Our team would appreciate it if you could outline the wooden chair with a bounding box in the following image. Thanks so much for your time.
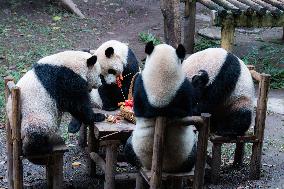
[208,66,271,184]
[4,76,68,189]
[135,113,211,189]
[182,0,284,53]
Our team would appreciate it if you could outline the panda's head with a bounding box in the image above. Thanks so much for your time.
[95,40,129,85]
[144,41,186,68]
[142,41,186,107]
[38,50,102,89]
[85,54,102,89]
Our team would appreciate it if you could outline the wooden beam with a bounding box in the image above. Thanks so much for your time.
[87,124,98,177]
[160,0,181,47]
[212,11,284,27]
[237,0,267,15]
[199,0,228,16]
[226,0,255,15]
[150,117,167,189]
[211,0,241,14]
[262,0,284,11]
[252,0,282,16]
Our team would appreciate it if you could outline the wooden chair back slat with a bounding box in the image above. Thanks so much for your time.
[254,74,270,140]
[4,76,14,189]
[148,114,210,189]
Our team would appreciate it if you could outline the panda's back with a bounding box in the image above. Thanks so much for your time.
[183,48,254,104]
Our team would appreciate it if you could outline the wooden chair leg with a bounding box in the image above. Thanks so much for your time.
[103,141,120,189]
[165,177,183,189]
[135,173,146,189]
[233,143,245,167]
[250,142,262,180]
[78,124,87,148]
[47,154,64,189]
[211,143,222,184]
[221,18,235,52]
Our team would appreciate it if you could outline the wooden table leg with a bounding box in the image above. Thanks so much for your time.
[47,154,64,189]
[88,124,98,177]
[211,143,222,184]
[101,140,120,189]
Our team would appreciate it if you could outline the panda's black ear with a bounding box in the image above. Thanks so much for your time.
[105,47,114,58]
[176,44,186,60]
[87,55,97,68]
[145,41,154,55]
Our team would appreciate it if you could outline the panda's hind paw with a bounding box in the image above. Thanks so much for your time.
[94,113,106,122]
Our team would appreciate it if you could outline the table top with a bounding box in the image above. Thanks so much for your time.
[93,108,135,135]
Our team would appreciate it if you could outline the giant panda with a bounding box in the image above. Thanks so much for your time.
[124,42,208,172]
[68,40,140,133]
[182,48,254,136]
[6,51,106,157]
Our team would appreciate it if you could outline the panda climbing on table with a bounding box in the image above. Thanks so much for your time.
[68,40,140,133]
[182,48,254,136]
[6,51,106,157]
[124,42,209,172]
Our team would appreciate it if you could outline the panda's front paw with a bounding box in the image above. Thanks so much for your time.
[94,113,106,122]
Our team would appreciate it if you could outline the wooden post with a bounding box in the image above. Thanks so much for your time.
[160,0,181,47]
[150,117,167,189]
[87,124,98,177]
[103,140,120,189]
[11,86,23,189]
[47,154,64,189]
[193,113,210,189]
[183,0,196,54]
[5,77,14,189]
[211,143,222,184]
[78,124,87,148]
[233,143,245,167]
[221,17,235,52]
[250,74,270,180]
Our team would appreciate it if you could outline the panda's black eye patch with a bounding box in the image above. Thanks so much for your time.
[108,69,116,75]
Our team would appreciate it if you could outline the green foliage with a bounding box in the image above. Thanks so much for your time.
[242,44,284,89]
[138,32,162,46]
[194,37,220,52]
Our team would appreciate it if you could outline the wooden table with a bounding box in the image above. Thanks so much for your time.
[79,109,135,189]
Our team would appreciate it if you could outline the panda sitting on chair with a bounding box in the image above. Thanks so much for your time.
[6,51,105,158]
[182,48,254,136]
[124,42,208,172]
[68,40,140,133]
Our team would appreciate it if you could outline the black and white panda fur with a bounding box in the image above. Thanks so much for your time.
[124,42,208,172]
[6,51,105,157]
[68,40,140,133]
[182,48,254,136]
